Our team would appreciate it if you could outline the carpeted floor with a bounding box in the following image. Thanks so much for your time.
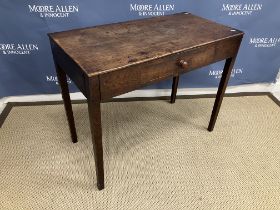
[0,95,280,209]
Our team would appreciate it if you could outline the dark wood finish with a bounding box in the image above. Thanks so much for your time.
[49,40,87,97]
[49,13,243,77]
[86,77,104,190]
[48,12,244,190]
[99,54,178,100]
[55,63,78,143]
[171,76,179,104]
[177,37,241,74]
[99,37,241,100]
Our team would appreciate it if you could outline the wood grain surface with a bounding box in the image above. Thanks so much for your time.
[49,12,243,77]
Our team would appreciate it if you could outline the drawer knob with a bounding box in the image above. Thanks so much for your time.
[179,59,188,69]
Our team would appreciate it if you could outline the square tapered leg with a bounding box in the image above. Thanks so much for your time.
[208,56,237,132]
[55,64,78,143]
[87,78,104,190]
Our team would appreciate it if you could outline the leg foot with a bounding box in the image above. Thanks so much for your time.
[88,100,104,190]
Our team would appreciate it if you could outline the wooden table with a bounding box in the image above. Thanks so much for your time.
[49,12,243,190]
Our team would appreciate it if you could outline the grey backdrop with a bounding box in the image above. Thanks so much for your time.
[0,0,279,98]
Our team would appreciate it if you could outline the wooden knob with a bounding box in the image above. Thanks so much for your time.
[179,59,188,69]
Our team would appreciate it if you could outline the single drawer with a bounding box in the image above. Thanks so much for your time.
[175,36,242,74]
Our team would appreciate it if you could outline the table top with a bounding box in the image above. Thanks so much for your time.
[49,12,243,77]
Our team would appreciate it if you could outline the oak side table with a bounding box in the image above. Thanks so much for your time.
[49,12,244,190]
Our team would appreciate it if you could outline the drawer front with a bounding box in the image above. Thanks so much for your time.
[100,56,179,100]
[176,36,242,73]
[100,36,242,101]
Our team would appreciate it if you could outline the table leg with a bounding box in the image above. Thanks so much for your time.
[87,79,104,190]
[208,56,237,132]
[55,64,78,143]
[171,76,179,104]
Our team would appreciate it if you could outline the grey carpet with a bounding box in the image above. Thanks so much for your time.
[0,95,280,209]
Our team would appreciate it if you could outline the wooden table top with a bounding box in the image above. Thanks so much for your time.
[49,12,243,77]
